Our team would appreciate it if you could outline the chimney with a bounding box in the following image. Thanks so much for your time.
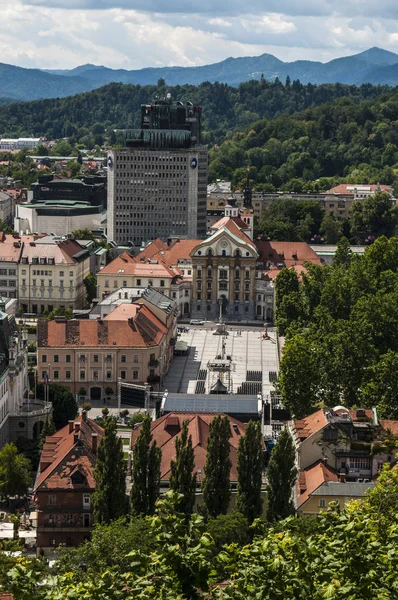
[340,472,346,483]
[68,420,74,434]
[82,410,87,422]
[74,422,80,433]
[73,432,79,444]
[91,433,98,454]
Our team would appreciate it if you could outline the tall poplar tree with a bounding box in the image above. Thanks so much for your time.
[237,420,264,523]
[93,418,127,524]
[169,419,196,517]
[130,416,161,516]
[266,428,297,522]
[202,415,231,517]
[39,415,56,450]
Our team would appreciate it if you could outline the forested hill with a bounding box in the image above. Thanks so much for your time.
[0,79,391,145]
[209,92,398,191]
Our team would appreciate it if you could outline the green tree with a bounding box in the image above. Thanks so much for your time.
[236,420,264,523]
[351,191,398,242]
[0,443,31,499]
[130,416,161,516]
[319,212,342,243]
[39,415,56,449]
[92,418,127,524]
[207,510,251,552]
[169,420,197,518]
[266,429,297,522]
[332,235,352,266]
[202,415,232,517]
[84,273,97,305]
[36,383,78,428]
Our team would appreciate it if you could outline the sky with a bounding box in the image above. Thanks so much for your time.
[3,1,398,70]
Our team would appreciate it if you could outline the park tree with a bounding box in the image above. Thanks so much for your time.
[169,420,197,517]
[266,428,297,521]
[93,418,127,524]
[236,420,264,523]
[333,235,352,266]
[36,383,78,429]
[0,443,31,499]
[130,416,161,516]
[84,273,97,305]
[275,268,299,308]
[351,191,398,242]
[202,415,232,517]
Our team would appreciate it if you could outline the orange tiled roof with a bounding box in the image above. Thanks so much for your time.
[21,238,86,264]
[379,420,398,435]
[136,238,169,260]
[131,413,246,481]
[296,459,339,509]
[256,241,321,269]
[38,308,166,348]
[210,216,257,250]
[328,184,392,195]
[98,252,180,278]
[291,409,328,445]
[35,415,104,491]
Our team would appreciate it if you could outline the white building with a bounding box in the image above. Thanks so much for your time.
[0,138,42,151]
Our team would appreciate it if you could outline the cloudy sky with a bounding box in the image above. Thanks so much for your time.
[3,0,398,70]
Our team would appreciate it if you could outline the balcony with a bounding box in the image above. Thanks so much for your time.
[148,359,159,367]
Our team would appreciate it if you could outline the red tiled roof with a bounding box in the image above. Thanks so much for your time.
[0,241,22,262]
[98,251,180,278]
[131,413,246,481]
[210,216,257,250]
[256,241,321,269]
[21,238,85,264]
[379,420,398,435]
[327,184,392,195]
[296,459,339,509]
[35,415,104,491]
[291,409,328,445]
[38,308,166,348]
[136,238,169,260]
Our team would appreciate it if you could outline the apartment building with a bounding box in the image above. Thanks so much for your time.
[18,237,91,314]
[37,300,172,402]
[35,412,104,553]
[0,235,22,300]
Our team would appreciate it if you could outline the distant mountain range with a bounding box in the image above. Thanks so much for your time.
[2,47,398,102]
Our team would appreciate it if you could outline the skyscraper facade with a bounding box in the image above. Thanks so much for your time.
[107,99,208,246]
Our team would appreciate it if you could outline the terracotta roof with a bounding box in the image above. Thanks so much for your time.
[161,239,199,264]
[21,239,86,264]
[349,409,375,423]
[379,420,398,435]
[38,308,166,348]
[327,184,392,195]
[210,216,257,250]
[291,409,328,445]
[104,304,167,336]
[296,459,339,509]
[265,264,310,281]
[256,241,321,270]
[131,413,246,481]
[98,252,179,278]
[35,415,104,491]
[0,241,22,262]
[136,238,169,260]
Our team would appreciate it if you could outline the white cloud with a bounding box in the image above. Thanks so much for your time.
[0,1,398,72]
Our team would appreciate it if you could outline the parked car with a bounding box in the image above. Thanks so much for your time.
[190,319,205,325]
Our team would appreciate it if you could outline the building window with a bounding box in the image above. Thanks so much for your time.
[136,279,141,286]
[106,370,111,380]
[66,370,71,379]
[42,354,47,363]
[184,290,189,297]
[49,537,56,547]
[80,370,85,380]
[105,280,109,288]
[148,280,153,287]
[93,371,99,381]
[49,494,56,505]
[160,280,165,287]
[54,370,59,380]
[121,371,126,379]
[93,355,99,363]
[219,269,228,279]
[79,355,86,362]
[319,498,326,508]
[83,494,91,508]
[42,371,47,380]
[133,370,138,380]
[244,294,250,302]
[197,269,202,279]
[133,355,138,363]
[54,354,59,363]
[349,458,371,470]
[197,293,201,300]
[122,280,127,288]
[121,355,126,363]
[83,513,91,527]
[66,355,71,363]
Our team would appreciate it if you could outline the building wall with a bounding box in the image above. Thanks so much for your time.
[299,493,363,515]
[36,489,94,552]
[0,370,9,448]
[37,346,164,400]
[0,262,18,300]
[108,147,207,246]
[14,204,104,237]
[18,254,90,314]
[97,272,172,300]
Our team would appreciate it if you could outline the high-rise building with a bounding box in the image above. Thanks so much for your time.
[107,98,208,246]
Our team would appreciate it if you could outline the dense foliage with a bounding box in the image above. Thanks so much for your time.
[266,429,297,521]
[36,383,78,429]
[0,443,31,499]
[0,80,390,147]
[209,91,398,192]
[277,235,398,418]
[236,420,264,523]
[3,468,398,598]
[130,416,161,516]
[202,415,232,517]
[93,418,127,524]
[169,419,197,517]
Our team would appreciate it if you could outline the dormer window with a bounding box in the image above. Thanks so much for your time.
[71,470,86,485]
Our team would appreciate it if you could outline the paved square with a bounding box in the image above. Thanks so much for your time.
[164,326,279,399]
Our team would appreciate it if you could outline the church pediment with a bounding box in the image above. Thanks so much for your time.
[190,227,258,259]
